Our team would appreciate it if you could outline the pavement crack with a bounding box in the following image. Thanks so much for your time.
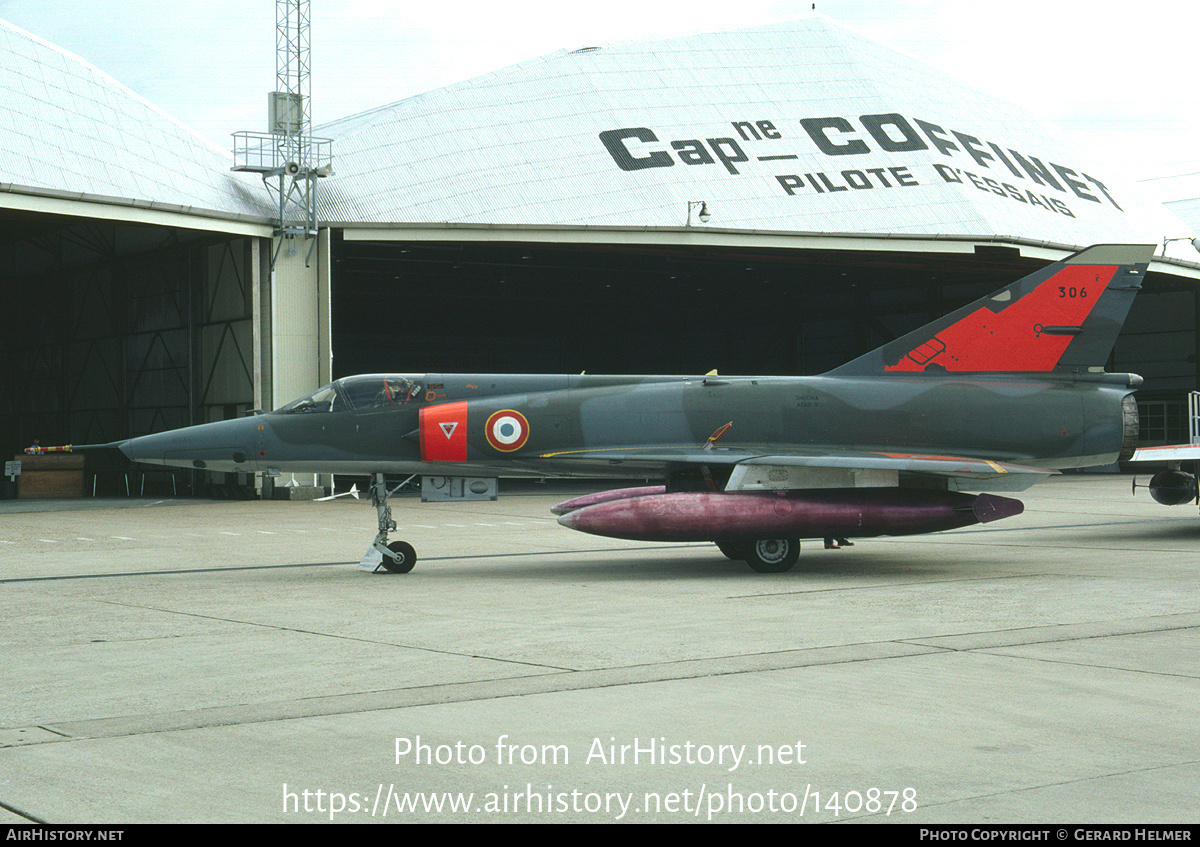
[93,599,577,671]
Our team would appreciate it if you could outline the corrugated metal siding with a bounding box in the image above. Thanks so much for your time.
[0,18,268,221]
[315,16,1190,247]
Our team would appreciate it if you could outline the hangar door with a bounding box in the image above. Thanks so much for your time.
[1,214,261,487]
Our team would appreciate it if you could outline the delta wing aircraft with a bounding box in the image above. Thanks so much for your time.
[102,243,1154,573]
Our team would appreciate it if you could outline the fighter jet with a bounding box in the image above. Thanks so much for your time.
[112,243,1154,573]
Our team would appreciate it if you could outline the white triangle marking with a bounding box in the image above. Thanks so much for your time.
[440,421,458,439]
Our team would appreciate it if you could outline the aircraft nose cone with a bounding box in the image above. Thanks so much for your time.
[119,417,262,473]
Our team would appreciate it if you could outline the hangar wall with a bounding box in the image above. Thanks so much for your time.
[270,230,332,416]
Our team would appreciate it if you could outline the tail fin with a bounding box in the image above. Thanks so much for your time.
[829,244,1156,377]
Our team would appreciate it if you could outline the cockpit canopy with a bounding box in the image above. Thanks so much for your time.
[275,374,426,414]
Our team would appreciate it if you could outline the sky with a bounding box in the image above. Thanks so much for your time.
[1,0,1198,200]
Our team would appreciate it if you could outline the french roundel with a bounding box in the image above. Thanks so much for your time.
[485,410,530,452]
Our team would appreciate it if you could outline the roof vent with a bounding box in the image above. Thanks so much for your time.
[571,46,602,54]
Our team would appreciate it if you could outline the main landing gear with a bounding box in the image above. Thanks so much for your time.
[716,538,801,573]
[360,473,418,574]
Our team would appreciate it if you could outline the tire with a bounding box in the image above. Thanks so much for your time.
[745,538,799,573]
[382,540,417,574]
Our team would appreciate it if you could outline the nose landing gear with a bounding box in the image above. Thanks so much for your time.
[358,473,418,573]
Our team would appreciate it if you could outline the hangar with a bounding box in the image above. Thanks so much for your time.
[2,14,1199,495]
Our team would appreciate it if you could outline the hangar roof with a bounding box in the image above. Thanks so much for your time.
[317,15,1191,253]
[0,13,1194,257]
[0,18,269,230]
[1167,198,1200,234]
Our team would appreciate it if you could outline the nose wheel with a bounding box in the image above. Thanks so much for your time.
[382,540,417,574]
[360,473,419,573]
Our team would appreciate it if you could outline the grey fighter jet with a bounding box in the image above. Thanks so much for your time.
[111,244,1154,573]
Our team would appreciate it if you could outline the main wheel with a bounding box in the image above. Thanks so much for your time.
[382,540,417,574]
[745,538,799,573]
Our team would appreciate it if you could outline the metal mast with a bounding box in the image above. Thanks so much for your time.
[232,0,333,266]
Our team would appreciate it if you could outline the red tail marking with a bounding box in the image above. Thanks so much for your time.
[886,264,1119,372]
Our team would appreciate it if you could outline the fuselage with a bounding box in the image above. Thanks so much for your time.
[118,371,1141,481]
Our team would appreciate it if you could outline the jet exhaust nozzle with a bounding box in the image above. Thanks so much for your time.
[556,488,1024,542]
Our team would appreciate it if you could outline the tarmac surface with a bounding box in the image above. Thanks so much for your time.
[1,474,1198,824]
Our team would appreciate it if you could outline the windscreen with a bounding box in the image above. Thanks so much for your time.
[275,375,427,414]
[274,382,344,414]
[338,375,424,409]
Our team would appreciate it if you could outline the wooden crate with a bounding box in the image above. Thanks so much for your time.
[15,453,86,498]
